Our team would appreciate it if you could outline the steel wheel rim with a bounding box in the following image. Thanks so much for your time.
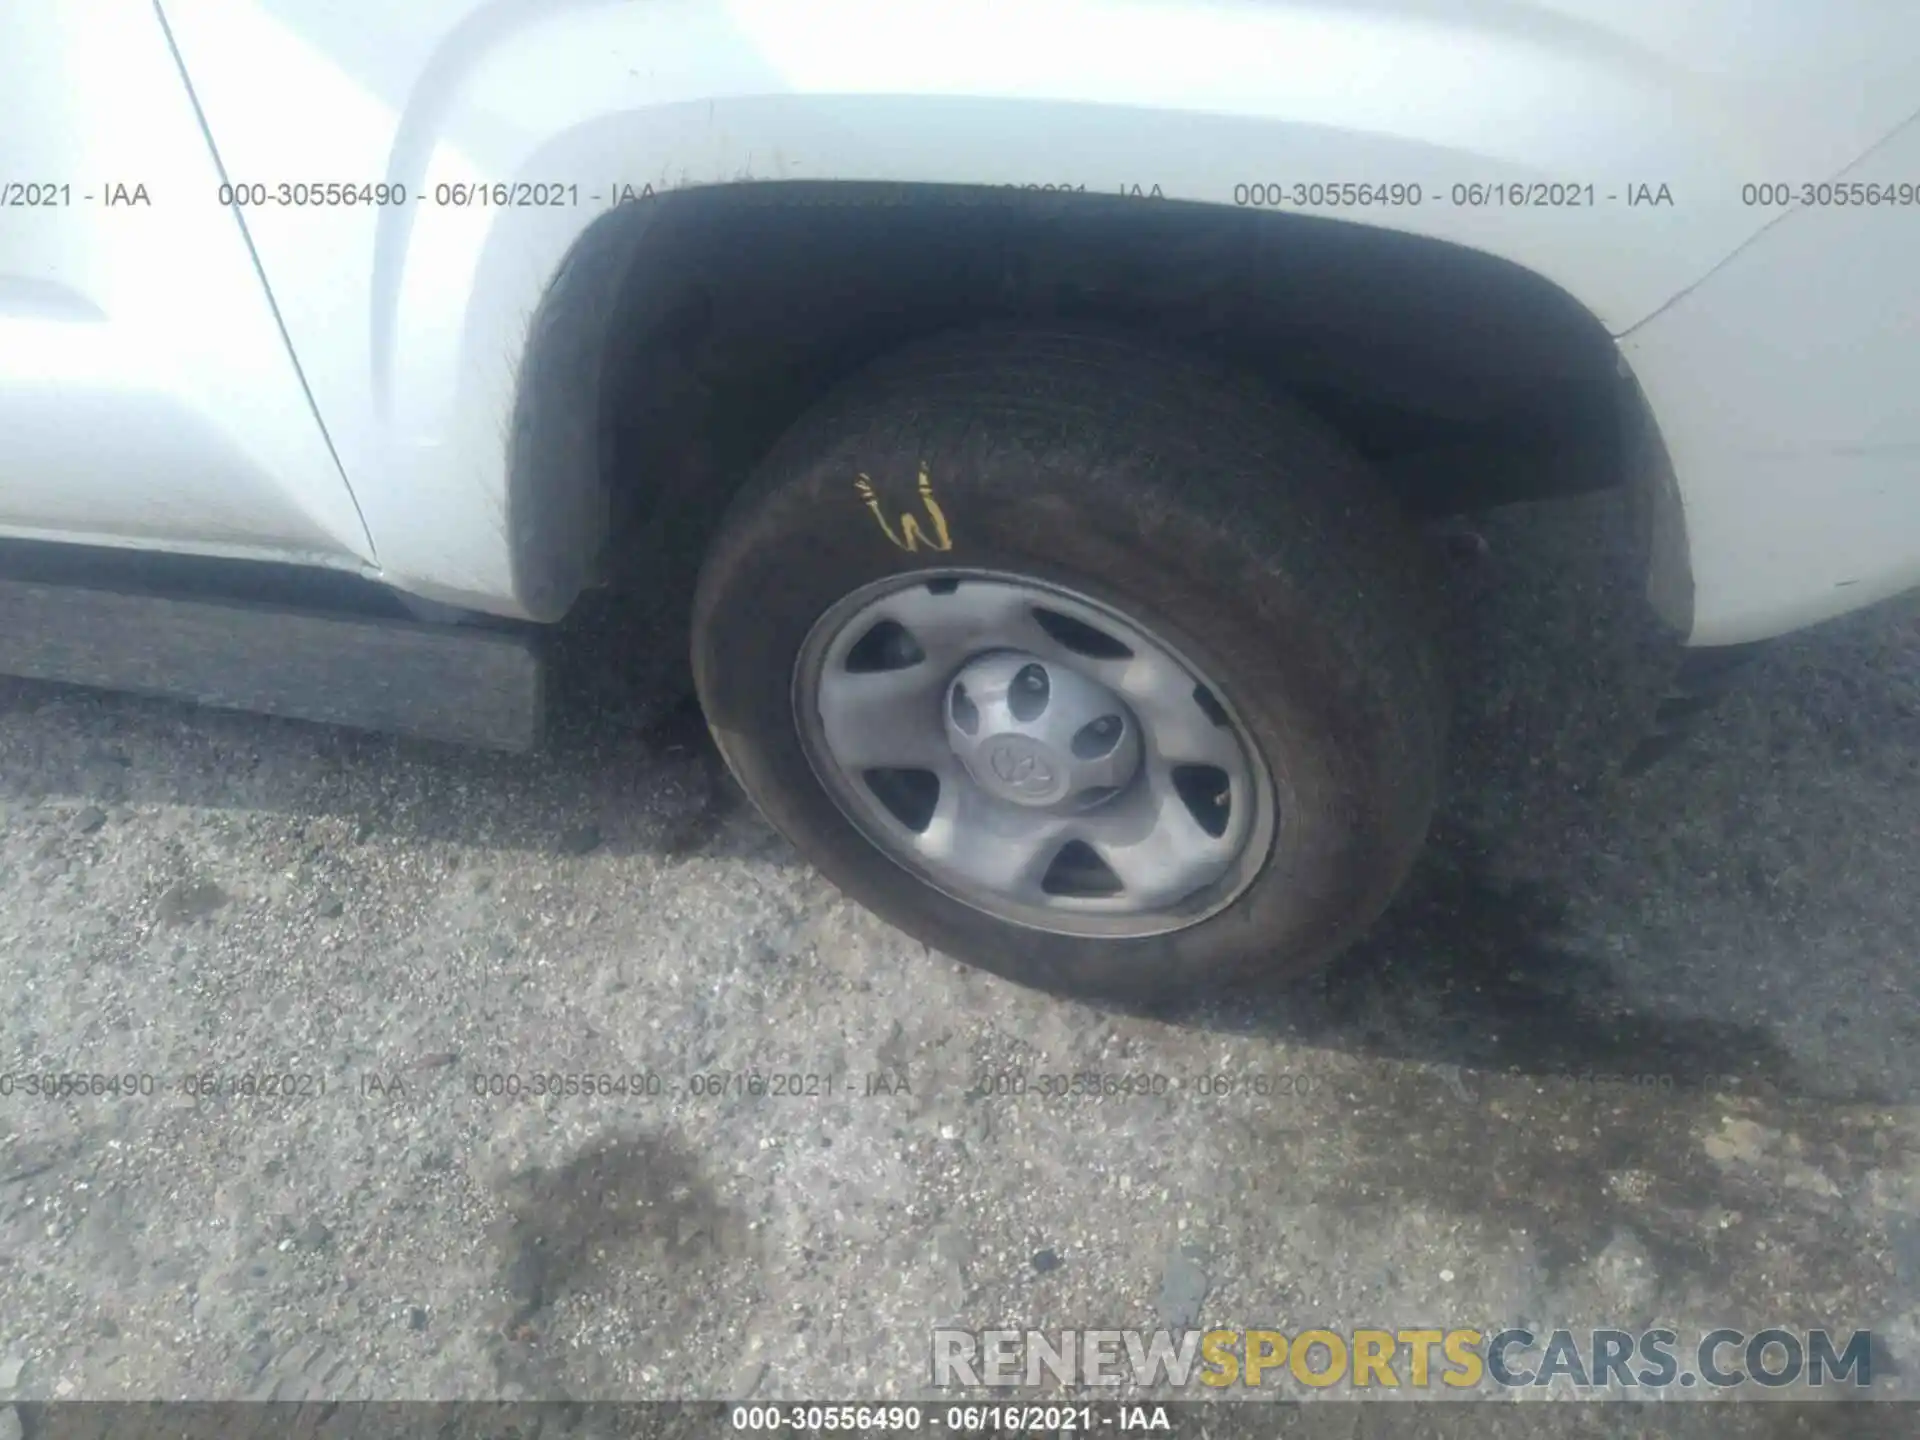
[793,569,1277,939]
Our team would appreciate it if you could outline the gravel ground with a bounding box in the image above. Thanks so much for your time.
[0,490,1916,1417]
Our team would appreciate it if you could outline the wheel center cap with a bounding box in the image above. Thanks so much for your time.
[980,734,1066,803]
[943,650,1142,811]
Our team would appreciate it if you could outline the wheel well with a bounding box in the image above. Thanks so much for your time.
[514,182,1640,612]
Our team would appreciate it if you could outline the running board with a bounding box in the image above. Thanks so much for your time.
[0,578,544,751]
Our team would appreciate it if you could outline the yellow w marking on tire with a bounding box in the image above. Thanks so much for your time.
[854,463,953,552]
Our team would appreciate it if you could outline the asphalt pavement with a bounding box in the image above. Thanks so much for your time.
[0,490,1916,1421]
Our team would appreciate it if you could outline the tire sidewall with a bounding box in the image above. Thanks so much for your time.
[695,406,1429,1001]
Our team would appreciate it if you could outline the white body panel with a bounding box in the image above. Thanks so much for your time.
[17,1,1920,643]
[0,1,372,567]
[1619,111,1920,645]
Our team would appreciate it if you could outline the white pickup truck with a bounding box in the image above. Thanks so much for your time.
[4,2,1917,1002]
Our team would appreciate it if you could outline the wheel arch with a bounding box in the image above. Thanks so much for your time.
[510,183,1693,631]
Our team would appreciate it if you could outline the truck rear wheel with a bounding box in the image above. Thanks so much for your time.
[691,324,1444,1003]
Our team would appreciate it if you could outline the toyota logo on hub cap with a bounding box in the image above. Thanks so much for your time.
[984,736,1057,796]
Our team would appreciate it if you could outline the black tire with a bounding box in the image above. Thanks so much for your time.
[692,324,1444,1004]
